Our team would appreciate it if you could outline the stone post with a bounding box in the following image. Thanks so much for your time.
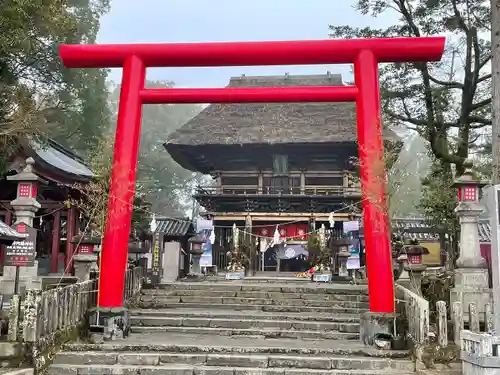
[404,264,427,295]
[486,184,500,334]
[450,167,492,322]
[397,254,410,280]
[2,158,46,294]
[73,256,95,281]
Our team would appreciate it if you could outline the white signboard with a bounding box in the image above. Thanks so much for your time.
[226,272,244,280]
[313,273,330,282]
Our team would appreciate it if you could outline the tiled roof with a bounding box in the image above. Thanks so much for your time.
[0,220,25,241]
[156,218,195,237]
[30,139,93,179]
[392,217,492,243]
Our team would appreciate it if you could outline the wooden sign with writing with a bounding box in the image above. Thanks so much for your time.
[4,222,36,267]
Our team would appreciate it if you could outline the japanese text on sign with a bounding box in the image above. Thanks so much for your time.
[4,223,36,267]
[150,232,161,284]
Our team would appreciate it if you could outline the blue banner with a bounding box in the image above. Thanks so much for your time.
[196,219,213,267]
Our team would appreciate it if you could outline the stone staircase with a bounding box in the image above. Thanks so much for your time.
[49,281,416,375]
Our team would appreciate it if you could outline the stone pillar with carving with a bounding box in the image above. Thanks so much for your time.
[449,167,492,320]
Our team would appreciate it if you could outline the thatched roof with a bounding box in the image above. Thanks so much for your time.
[166,73,398,147]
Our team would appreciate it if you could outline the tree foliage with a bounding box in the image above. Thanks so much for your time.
[109,80,204,216]
[330,0,491,174]
[0,0,111,165]
[419,157,458,232]
[389,135,431,216]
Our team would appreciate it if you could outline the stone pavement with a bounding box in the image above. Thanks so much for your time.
[49,280,416,375]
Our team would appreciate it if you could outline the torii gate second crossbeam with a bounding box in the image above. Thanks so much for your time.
[59,37,445,315]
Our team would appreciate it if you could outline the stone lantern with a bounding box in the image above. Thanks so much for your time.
[2,158,47,293]
[337,238,354,278]
[7,158,46,227]
[401,241,429,294]
[71,235,100,281]
[187,234,205,281]
[452,168,488,269]
[450,166,492,319]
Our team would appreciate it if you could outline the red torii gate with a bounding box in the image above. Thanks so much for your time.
[59,37,445,314]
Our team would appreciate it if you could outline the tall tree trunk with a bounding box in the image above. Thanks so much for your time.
[492,0,500,183]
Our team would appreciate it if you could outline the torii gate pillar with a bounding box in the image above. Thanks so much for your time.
[59,37,445,316]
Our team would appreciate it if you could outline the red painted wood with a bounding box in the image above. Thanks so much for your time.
[140,86,358,104]
[60,37,445,68]
[51,210,61,274]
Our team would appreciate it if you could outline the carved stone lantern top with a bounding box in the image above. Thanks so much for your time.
[8,158,39,181]
[452,167,488,204]
[7,158,47,224]
[401,244,430,256]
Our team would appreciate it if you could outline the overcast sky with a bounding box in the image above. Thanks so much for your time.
[97,0,398,88]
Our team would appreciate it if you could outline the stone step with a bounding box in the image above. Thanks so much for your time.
[52,351,414,372]
[139,295,369,309]
[136,301,366,314]
[0,369,34,375]
[142,289,370,302]
[131,308,361,323]
[49,364,414,375]
[130,326,360,340]
[216,275,357,284]
[154,283,368,295]
[62,332,409,358]
[131,316,360,332]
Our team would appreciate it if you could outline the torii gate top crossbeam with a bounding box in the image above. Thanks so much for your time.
[59,37,445,68]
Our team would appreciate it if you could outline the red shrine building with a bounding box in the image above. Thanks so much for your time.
[165,73,400,272]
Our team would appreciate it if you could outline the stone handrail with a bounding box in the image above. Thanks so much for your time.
[8,266,144,343]
[461,330,500,373]
[451,301,494,345]
[395,284,430,346]
[461,330,500,357]
[5,267,144,372]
